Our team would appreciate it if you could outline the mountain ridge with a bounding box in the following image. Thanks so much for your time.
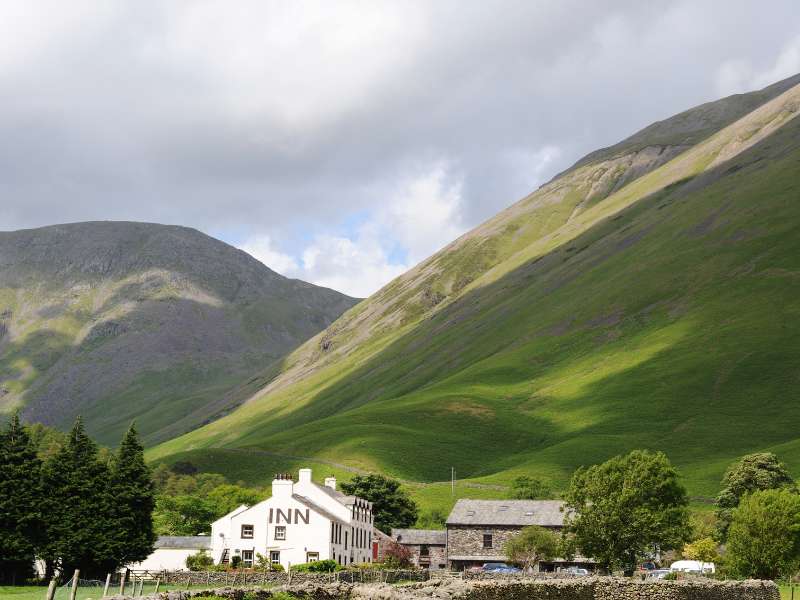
[0,220,358,444]
[149,74,800,505]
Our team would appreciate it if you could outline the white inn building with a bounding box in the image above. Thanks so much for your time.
[210,469,374,570]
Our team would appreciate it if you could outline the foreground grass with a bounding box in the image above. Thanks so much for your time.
[0,583,220,600]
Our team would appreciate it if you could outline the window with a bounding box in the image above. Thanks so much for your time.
[483,534,493,549]
[242,550,253,567]
[241,524,254,539]
[274,526,286,541]
[420,544,430,557]
[270,551,280,565]
[344,531,348,550]
[306,552,319,563]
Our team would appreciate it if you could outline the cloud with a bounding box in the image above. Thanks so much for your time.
[239,163,468,296]
[715,35,800,97]
[0,0,798,296]
[239,235,298,276]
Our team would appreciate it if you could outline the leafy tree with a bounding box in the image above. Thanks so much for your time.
[726,489,800,580]
[0,413,43,583]
[153,494,217,535]
[509,476,553,500]
[503,525,559,571]
[40,417,114,578]
[206,484,262,516]
[682,537,719,573]
[340,474,418,533]
[715,453,794,540]
[416,508,447,529]
[564,450,690,574]
[108,424,156,567]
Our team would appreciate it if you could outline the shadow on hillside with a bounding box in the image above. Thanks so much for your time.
[226,115,800,484]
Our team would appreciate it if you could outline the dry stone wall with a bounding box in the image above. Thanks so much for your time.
[106,576,779,600]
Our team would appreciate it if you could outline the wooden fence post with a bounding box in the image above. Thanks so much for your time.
[68,569,80,600]
[45,577,58,600]
[102,573,111,597]
[119,569,127,595]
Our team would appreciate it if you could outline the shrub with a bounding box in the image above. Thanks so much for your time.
[186,549,214,571]
[291,559,340,572]
[230,555,242,569]
[383,541,413,568]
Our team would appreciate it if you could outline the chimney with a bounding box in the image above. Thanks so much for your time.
[271,472,294,498]
[324,476,337,491]
[298,468,312,483]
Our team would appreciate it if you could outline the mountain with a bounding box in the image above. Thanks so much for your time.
[0,221,358,445]
[152,74,800,501]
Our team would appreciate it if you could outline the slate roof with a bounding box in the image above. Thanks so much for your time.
[392,529,447,545]
[292,494,348,524]
[154,536,211,550]
[445,499,566,527]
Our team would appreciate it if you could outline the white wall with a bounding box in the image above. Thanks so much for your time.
[130,548,199,572]
[212,494,334,569]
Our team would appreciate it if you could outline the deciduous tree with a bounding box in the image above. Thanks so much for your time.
[726,488,800,580]
[503,525,558,571]
[564,450,690,574]
[340,474,418,533]
[715,453,794,540]
[681,537,719,573]
[153,494,217,536]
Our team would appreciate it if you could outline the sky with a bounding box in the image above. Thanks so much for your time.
[1,1,799,297]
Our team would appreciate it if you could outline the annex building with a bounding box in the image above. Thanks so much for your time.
[445,499,594,571]
[210,469,375,570]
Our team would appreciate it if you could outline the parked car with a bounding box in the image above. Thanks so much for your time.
[482,562,521,573]
[646,569,671,580]
[565,567,590,576]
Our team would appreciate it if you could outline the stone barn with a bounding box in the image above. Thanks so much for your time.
[445,499,594,572]
[391,529,447,570]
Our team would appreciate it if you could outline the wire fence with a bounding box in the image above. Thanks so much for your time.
[47,574,205,600]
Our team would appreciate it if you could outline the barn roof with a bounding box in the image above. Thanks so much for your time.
[446,499,566,527]
[392,529,447,545]
[154,536,212,549]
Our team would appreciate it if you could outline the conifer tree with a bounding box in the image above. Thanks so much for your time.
[40,417,114,579]
[0,413,43,584]
[108,424,156,566]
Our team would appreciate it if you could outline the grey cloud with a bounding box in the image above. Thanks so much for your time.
[0,0,798,250]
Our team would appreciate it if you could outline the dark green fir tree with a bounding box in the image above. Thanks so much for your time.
[40,417,114,579]
[108,424,156,566]
[0,413,43,584]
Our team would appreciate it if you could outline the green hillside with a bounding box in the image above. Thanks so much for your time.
[151,76,800,504]
[0,222,357,445]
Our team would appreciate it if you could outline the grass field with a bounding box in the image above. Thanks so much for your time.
[0,583,220,600]
[149,83,800,506]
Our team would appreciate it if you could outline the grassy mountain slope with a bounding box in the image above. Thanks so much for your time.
[152,77,800,502]
[0,222,357,445]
